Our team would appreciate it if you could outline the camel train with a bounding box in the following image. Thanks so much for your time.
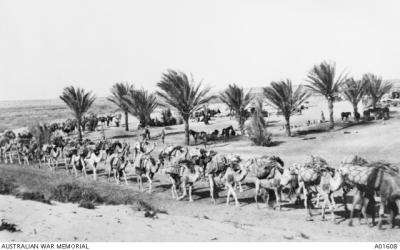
[1,127,400,230]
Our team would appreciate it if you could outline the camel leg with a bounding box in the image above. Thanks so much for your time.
[274,187,282,210]
[349,190,362,226]
[321,193,329,221]
[122,170,128,185]
[145,173,152,193]
[255,179,260,208]
[169,176,176,199]
[81,159,87,177]
[392,200,400,228]
[108,164,112,182]
[188,185,193,202]
[238,181,244,193]
[342,189,349,218]
[303,186,313,221]
[360,196,370,226]
[330,192,337,223]
[208,175,216,205]
[177,181,187,201]
[226,183,239,207]
[265,190,270,208]
[114,169,119,184]
[377,196,385,229]
[92,164,97,181]
[226,184,231,205]
[72,162,78,177]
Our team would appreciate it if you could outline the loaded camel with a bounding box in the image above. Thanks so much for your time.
[248,156,285,209]
[280,156,343,222]
[337,155,400,228]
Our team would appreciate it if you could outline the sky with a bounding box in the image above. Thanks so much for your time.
[0,0,399,100]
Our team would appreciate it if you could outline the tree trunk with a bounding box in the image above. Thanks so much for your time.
[184,119,190,145]
[285,116,291,137]
[328,99,334,129]
[124,111,129,131]
[239,118,244,135]
[77,118,83,143]
[353,103,359,122]
[372,98,377,109]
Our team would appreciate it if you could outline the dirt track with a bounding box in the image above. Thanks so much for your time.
[1,188,398,242]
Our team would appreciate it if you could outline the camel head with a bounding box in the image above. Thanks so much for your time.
[331,169,344,189]
[241,158,257,172]
[280,164,299,187]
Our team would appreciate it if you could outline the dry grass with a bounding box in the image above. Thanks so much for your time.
[0,164,158,209]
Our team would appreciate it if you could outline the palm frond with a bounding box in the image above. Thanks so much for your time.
[263,79,310,119]
[305,61,347,100]
[156,69,214,120]
[363,73,393,105]
[107,82,134,112]
[59,86,96,120]
[122,88,158,125]
[341,78,366,106]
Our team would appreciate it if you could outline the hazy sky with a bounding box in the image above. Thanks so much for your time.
[1,0,399,100]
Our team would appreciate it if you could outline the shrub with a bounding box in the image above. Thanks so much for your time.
[84,113,99,132]
[16,191,51,204]
[0,177,17,195]
[50,182,103,203]
[246,99,272,146]
[28,123,51,147]
[79,201,96,209]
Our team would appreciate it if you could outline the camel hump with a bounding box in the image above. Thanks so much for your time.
[368,161,399,174]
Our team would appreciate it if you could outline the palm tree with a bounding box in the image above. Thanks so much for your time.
[362,73,393,109]
[264,79,310,136]
[157,70,214,145]
[341,78,366,121]
[60,86,96,142]
[306,61,347,129]
[219,84,253,134]
[107,83,134,131]
[122,88,158,127]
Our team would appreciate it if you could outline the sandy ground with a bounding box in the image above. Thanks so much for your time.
[1,98,400,241]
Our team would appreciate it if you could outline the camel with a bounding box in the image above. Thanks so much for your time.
[205,153,242,204]
[374,168,400,229]
[129,151,159,192]
[205,154,229,204]
[315,170,344,222]
[67,146,89,177]
[254,163,284,210]
[336,155,383,226]
[108,153,128,184]
[162,147,193,198]
[338,156,400,228]
[280,156,340,221]
[176,163,204,202]
[107,142,130,184]
[43,144,64,171]
[133,140,156,155]
[85,148,108,180]
[157,145,185,168]
[221,160,250,206]
[246,155,285,209]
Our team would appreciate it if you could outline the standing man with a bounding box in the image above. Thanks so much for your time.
[320,111,325,123]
